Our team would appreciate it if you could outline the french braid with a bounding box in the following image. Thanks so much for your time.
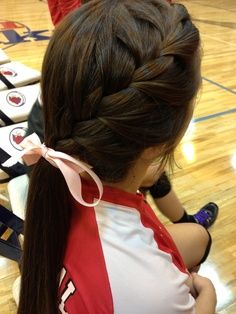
[42,0,201,182]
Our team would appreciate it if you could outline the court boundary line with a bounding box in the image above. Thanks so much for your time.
[193,107,236,123]
[202,77,236,95]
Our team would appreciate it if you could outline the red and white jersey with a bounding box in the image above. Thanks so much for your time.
[59,180,195,314]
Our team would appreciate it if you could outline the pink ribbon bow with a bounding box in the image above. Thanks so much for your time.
[2,133,103,207]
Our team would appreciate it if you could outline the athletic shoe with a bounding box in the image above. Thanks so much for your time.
[193,202,219,229]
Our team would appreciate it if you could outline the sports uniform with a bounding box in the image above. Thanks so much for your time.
[59,180,195,314]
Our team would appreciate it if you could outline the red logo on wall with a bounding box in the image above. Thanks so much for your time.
[9,127,27,150]
[0,66,17,77]
[6,91,26,107]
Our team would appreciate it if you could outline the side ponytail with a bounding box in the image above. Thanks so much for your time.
[18,159,71,314]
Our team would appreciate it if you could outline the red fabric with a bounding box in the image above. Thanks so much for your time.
[138,200,187,274]
[58,181,188,313]
[59,195,113,314]
[48,0,172,26]
[47,0,82,25]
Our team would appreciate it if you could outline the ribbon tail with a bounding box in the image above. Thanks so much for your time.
[46,150,103,205]
[54,158,103,207]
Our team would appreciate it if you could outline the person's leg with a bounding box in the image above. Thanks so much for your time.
[149,172,218,229]
[166,223,211,270]
[152,188,185,222]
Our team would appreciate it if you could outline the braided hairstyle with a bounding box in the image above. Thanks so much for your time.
[18,1,201,313]
[43,0,201,181]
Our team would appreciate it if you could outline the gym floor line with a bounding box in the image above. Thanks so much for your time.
[193,107,236,123]
[203,77,236,95]
[192,76,236,123]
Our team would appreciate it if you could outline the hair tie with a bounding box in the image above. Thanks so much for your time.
[2,133,103,207]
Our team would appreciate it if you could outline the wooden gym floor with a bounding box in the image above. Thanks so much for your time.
[0,0,236,313]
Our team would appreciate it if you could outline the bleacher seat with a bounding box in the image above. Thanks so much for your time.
[0,49,10,65]
[0,122,28,182]
[0,61,40,91]
[0,84,40,126]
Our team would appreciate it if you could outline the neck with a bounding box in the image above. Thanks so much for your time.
[103,159,151,194]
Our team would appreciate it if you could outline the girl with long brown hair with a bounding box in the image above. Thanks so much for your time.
[10,0,217,312]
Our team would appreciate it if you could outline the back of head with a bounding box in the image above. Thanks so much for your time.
[18,1,201,313]
[42,0,201,181]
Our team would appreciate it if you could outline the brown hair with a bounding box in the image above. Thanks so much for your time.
[18,1,201,313]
